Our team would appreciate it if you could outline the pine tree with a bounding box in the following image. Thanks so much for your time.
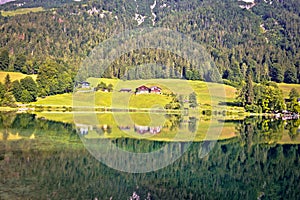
[4,74,11,92]
[284,67,297,83]
[289,88,299,100]
[0,49,9,71]
[244,69,254,105]
[0,82,5,99]
[1,92,16,107]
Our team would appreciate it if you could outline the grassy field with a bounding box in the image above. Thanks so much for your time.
[32,93,73,106]
[278,83,300,98]
[0,71,37,83]
[34,78,238,109]
[0,7,44,17]
[33,90,173,108]
[88,78,236,103]
[32,78,300,110]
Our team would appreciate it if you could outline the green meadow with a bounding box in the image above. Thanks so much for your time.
[33,78,238,109]
[278,83,300,98]
[0,7,44,17]
[0,71,37,83]
[28,77,300,112]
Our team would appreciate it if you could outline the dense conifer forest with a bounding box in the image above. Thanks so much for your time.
[0,0,299,81]
[0,0,299,108]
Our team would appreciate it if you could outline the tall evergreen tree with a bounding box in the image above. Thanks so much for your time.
[1,92,16,107]
[4,74,11,92]
[289,88,299,100]
[0,49,9,71]
[270,63,284,83]
[0,82,5,99]
[14,53,26,72]
[245,69,254,105]
[284,67,297,83]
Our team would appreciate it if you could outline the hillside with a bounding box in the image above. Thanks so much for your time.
[0,0,299,85]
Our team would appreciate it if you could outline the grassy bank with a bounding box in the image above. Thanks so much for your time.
[0,107,18,111]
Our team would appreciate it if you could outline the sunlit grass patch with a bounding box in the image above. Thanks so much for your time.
[0,71,37,83]
[0,7,44,17]
[33,78,238,111]
[32,93,73,106]
[277,83,300,98]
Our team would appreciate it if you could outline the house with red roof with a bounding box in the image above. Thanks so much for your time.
[150,86,162,94]
[135,85,150,94]
[135,85,162,94]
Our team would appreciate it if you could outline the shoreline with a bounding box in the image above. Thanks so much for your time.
[2,105,297,119]
[0,104,248,115]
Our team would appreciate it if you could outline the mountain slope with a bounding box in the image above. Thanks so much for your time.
[0,0,299,84]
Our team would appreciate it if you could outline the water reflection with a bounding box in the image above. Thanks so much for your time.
[1,111,300,144]
[0,112,300,198]
[74,114,204,138]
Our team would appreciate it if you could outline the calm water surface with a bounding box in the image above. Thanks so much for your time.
[0,112,300,199]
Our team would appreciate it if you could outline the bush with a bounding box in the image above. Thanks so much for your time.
[245,104,259,113]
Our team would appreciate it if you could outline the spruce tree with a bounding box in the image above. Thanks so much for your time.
[0,49,9,70]
[4,74,11,92]
[245,69,254,105]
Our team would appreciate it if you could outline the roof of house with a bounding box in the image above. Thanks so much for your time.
[81,81,90,85]
[151,88,161,92]
[150,86,161,90]
[137,85,149,90]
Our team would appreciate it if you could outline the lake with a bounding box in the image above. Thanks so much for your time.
[0,111,300,199]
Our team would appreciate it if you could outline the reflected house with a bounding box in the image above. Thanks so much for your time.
[101,124,112,134]
[134,124,162,134]
[150,86,162,94]
[102,124,108,131]
[118,125,131,131]
[149,126,162,134]
[135,85,150,94]
[134,124,149,134]
[76,123,93,135]
[76,124,112,135]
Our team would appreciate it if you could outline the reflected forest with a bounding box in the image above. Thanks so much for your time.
[0,112,300,199]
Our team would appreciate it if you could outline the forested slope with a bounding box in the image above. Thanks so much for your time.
[0,0,299,84]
